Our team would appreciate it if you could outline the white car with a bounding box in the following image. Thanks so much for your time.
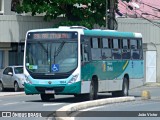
[0,66,26,92]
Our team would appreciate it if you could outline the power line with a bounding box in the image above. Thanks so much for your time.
[119,1,160,28]
[139,1,160,12]
[141,13,160,19]
[119,0,160,19]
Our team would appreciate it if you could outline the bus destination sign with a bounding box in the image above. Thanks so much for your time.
[28,32,78,39]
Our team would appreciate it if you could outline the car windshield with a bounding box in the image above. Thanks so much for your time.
[25,40,78,74]
[14,67,23,74]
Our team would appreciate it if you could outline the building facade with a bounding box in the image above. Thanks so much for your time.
[0,0,63,69]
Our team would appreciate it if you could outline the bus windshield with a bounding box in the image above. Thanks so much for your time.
[25,40,78,74]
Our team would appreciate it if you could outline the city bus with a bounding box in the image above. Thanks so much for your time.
[23,26,144,101]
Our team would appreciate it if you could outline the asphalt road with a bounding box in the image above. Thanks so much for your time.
[0,92,76,120]
[0,90,112,120]
[1,84,160,120]
[74,85,160,120]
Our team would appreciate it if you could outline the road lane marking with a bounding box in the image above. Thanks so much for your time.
[3,102,19,106]
[80,106,104,111]
[43,103,64,106]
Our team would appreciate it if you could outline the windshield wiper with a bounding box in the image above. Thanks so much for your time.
[38,42,48,53]
[53,41,65,63]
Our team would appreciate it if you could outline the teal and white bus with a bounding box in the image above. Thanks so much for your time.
[24,26,144,101]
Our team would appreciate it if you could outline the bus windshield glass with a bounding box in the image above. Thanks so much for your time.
[25,32,78,74]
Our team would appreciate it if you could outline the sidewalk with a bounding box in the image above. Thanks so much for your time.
[144,82,160,87]
[0,91,25,97]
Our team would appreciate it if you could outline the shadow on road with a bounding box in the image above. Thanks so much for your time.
[24,92,142,103]
[1,88,24,92]
[24,94,113,103]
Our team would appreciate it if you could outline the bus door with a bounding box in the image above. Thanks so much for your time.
[80,41,91,94]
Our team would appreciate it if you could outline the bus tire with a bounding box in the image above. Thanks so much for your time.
[40,94,55,101]
[86,80,98,100]
[112,77,129,97]
[122,77,129,96]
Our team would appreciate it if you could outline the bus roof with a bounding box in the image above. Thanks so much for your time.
[83,29,142,38]
[27,26,86,34]
[27,26,142,39]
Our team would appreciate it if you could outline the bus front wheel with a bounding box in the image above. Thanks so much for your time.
[40,94,55,101]
[87,80,98,100]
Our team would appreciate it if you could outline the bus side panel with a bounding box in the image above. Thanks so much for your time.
[128,60,144,89]
[81,60,129,93]
[119,60,144,89]
[80,60,144,93]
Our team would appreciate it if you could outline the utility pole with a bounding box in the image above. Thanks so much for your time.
[106,0,108,29]
[109,0,115,30]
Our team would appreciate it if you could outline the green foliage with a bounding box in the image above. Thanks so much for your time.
[16,0,119,29]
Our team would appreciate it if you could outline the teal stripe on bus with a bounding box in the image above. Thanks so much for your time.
[83,30,136,38]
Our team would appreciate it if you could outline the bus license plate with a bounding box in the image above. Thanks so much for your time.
[45,90,55,94]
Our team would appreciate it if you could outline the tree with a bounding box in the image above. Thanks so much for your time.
[16,0,130,29]
[17,0,107,29]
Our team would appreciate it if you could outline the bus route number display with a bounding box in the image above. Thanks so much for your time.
[28,32,77,39]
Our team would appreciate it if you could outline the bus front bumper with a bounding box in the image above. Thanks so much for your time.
[24,82,81,95]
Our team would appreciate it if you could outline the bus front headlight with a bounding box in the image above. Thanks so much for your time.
[24,75,32,84]
[68,74,79,84]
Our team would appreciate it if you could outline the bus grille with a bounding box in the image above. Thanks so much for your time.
[35,86,65,93]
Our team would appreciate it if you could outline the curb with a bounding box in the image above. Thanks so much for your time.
[144,83,160,87]
[55,96,135,120]
[0,92,25,97]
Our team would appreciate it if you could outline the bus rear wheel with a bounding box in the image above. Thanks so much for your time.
[122,77,129,96]
[112,77,129,97]
[40,94,55,101]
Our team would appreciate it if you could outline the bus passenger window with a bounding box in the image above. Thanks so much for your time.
[101,38,112,59]
[130,40,137,49]
[122,39,130,59]
[131,39,140,59]
[139,40,143,59]
[91,38,101,60]
[91,38,101,48]
[112,39,121,59]
[102,38,109,48]
[138,40,142,49]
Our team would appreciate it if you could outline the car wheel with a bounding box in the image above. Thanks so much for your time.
[14,82,20,92]
[0,82,4,92]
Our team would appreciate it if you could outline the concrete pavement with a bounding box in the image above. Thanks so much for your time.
[55,83,160,120]
[0,91,24,97]
[55,96,135,120]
